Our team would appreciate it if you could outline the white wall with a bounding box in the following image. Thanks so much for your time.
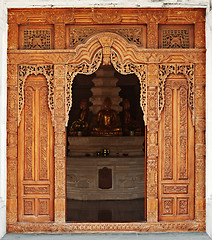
[0,0,7,239]
[206,8,212,239]
[0,0,212,238]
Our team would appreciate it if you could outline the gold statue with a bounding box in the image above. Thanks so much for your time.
[79,99,88,121]
[122,99,131,125]
[92,97,121,136]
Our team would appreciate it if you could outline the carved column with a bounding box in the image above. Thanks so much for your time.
[7,64,18,223]
[8,24,18,50]
[194,63,206,222]
[55,24,66,49]
[146,80,159,223]
[54,65,66,222]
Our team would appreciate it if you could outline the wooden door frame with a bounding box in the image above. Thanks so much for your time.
[7,8,206,233]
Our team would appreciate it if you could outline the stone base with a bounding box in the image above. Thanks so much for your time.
[67,136,145,201]
[67,156,145,200]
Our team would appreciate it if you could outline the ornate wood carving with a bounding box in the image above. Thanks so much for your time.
[65,49,102,125]
[6,221,205,233]
[67,26,146,48]
[111,49,147,124]
[158,74,195,221]
[158,64,194,124]
[159,25,194,49]
[164,87,173,180]
[7,7,205,233]
[18,75,54,222]
[163,185,188,194]
[18,64,54,126]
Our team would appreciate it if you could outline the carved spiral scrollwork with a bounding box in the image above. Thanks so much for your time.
[111,49,147,125]
[65,49,103,126]
[18,64,54,126]
[158,64,194,125]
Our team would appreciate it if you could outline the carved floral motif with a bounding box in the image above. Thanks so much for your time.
[164,87,173,180]
[158,64,194,125]
[179,87,188,179]
[65,49,102,126]
[111,49,147,124]
[68,27,145,48]
[18,65,54,126]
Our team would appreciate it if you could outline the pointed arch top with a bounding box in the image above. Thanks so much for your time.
[158,64,195,125]
[65,32,147,126]
[18,64,54,126]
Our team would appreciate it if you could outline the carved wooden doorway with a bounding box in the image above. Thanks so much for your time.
[7,8,206,233]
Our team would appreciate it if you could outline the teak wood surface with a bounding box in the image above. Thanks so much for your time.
[7,8,206,233]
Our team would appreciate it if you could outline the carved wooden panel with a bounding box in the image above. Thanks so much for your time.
[159,25,194,49]
[66,25,146,48]
[18,74,54,222]
[19,25,54,50]
[7,8,206,233]
[158,74,194,221]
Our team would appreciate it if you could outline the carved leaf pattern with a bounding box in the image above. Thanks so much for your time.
[179,87,188,179]
[111,49,147,125]
[18,65,54,126]
[40,87,48,180]
[24,88,33,180]
[68,27,144,48]
[164,87,173,180]
[158,64,194,125]
[65,49,103,125]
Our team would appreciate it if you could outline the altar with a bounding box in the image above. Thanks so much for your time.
[67,136,145,200]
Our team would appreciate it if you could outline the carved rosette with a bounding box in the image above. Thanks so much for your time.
[18,65,54,126]
[158,64,195,125]
[65,49,103,125]
[111,49,147,125]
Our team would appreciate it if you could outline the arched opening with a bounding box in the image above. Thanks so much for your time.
[66,64,146,222]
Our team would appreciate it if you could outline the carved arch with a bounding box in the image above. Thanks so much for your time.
[18,64,54,126]
[158,64,195,125]
[65,32,147,126]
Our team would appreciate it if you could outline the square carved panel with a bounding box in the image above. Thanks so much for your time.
[159,25,194,49]
[161,198,174,216]
[19,25,54,50]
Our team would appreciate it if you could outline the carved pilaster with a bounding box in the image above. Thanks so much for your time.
[146,87,159,222]
[54,158,66,222]
[194,84,205,222]
[147,64,158,87]
[7,86,18,225]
